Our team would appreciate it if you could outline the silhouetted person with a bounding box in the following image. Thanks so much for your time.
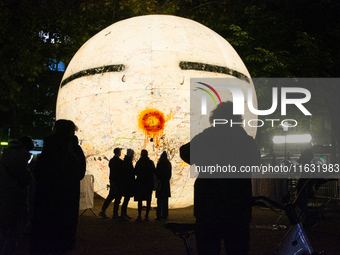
[0,136,34,255]
[99,147,123,219]
[134,149,155,221]
[295,149,321,229]
[155,151,172,220]
[119,149,135,221]
[30,120,86,255]
[180,101,260,255]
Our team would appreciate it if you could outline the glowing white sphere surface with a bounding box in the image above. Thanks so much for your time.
[56,15,257,208]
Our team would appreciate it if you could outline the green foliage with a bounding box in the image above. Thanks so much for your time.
[0,0,339,160]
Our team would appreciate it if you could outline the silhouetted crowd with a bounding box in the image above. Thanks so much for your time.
[99,148,172,222]
[1,101,329,255]
[0,120,86,255]
[1,101,260,255]
[0,119,172,255]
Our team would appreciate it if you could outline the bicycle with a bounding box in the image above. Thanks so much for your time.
[165,222,196,255]
[165,179,326,255]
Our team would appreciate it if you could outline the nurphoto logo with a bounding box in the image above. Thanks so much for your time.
[193,78,312,129]
[199,84,311,116]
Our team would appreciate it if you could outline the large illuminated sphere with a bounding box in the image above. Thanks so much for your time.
[56,15,257,208]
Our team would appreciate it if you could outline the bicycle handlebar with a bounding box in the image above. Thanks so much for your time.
[252,196,285,210]
[164,223,196,236]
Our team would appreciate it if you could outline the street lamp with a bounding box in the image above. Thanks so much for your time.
[273,134,312,164]
[273,134,312,144]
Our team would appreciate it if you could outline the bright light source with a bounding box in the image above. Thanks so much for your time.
[55,15,258,209]
[287,134,312,143]
[0,142,8,146]
[273,136,286,144]
[273,134,312,144]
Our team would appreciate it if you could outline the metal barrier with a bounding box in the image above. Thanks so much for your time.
[315,178,340,200]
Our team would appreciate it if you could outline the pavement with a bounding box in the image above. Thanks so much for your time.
[16,194,340,255]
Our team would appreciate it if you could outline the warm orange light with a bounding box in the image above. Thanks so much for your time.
[138,108,168,147]
[138,109,165,134]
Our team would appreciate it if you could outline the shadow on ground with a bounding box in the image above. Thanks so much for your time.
[17,194,340,255]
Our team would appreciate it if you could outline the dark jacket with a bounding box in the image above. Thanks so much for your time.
[181,125,260,223]
[120,155,135,197]
[155,152,172,198]
[30,134,86,253]
[0,141,32,227]
[108,156,124,194]
[134,156,155,201]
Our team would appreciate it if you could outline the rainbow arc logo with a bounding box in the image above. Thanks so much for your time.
[196,82,222,106]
